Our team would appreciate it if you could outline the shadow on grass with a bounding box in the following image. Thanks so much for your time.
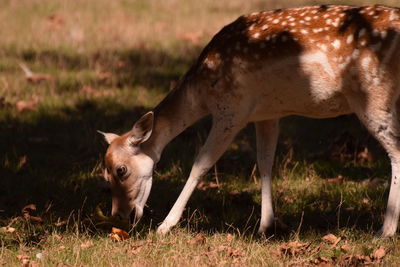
[0,44,393,239]
[14,46,202,92]
[0,98,392,239]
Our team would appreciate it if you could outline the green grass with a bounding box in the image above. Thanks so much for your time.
[1,0,400,266]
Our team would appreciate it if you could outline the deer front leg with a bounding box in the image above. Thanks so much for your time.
[157,116,245,234]
[255,119,279,234]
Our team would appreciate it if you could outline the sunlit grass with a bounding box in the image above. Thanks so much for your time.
[1,0,400,265]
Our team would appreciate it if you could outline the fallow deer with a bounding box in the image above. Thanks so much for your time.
[99,4,400,237]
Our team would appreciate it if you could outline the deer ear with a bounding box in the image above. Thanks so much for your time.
[129,111,154,145]
[97,130,120,144]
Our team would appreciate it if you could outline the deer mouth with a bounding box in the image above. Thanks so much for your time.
[129,176,153,224]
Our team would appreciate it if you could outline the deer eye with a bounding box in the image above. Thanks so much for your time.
[116,165,128,180]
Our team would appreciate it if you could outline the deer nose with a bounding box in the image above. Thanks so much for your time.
[114,212,130,222]
[111,209,128,220]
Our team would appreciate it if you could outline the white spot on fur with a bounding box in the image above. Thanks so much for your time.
[300,29,308,34]
[300,51,335,78]
[252,32,261,39]
[346,34,354,44]
[361,56,372,69]
[332,39,341,49]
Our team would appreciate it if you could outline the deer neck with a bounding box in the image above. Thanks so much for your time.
[143,79,207,162]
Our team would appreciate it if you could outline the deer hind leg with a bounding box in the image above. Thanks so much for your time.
[157,114,246,234]
[255,119,279,234]
[348,91,400,237]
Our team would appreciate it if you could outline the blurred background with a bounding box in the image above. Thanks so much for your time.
[0,0,398,235]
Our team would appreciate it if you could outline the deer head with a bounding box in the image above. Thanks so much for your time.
[98,112,155,223]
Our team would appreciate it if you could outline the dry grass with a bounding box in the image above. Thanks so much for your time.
[1,0,400,266]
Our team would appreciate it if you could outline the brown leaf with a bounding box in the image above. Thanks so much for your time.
[27,74,54,83]
[0,226,16,233]
[80,240,93,249]
[130,245,144,255]
[17,255,30,267]
[53,234,62,240]
[281,241,309,256]
[197,181,220,191]
[187,233,206,245]
[16,100,37,112]
[226,233,234,242]
[283,196,294,203]
[270,250,281,258]
[97,71,113,82]
[217,245,229,252]
[322,234,341,247]
[226,247,244,258]
[326,175,344,184]
[21,204,43,223]
[362,198,370,205]
[372,246,386,260]
[108,227,129,241]
[54,220,67,227]
[314,256,334,266]
[340,243,352,253]
[18,156,28,169]
[216,245,243,258]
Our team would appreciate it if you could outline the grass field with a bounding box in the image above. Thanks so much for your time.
[1,0,400,265]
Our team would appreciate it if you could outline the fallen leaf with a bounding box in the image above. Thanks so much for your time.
[280,241,310,256]
[362,198,370,205]
[80,240,93,249]
[187,233,206,245]
[18,62,54,84]
[18,155,28,169]
[322,234,341,247]
[197,181,220,191]
[372,246,386,260]
[326,175,344,184]
[21,204,43,223]
[53,234,62,240]
[16,100,37,112]
[0,226,16,233]
[216,245,243,258]
[283,196,294,203]
[109,227,129,242]
[17,255,30,267]
[226,233,234,242]
[313,256,334,267]
[97,71,113,82]
[270,250,281,258]
[54,220,67,227]
[130,245,143,255]
[340,243,352,253]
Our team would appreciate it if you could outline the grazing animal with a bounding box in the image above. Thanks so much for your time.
[99,4,400,237]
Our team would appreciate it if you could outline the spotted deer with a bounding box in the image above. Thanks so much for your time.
[99,4,400,237]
